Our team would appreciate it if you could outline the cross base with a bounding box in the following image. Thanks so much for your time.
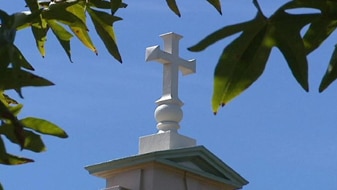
[139,131,196,154]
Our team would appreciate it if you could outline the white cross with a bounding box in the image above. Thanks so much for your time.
[145,32,196,105]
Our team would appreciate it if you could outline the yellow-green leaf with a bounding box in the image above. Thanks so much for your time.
[70,25,97,54]
[31,25,48,57]
[1,93,18,105]
[47,20,73,41]
[66,2,86,24]
[88,8,122,62]
[42,1,84,27]
[0,136,34,165]
[8,104,23,116]
[0,123,46,152]
[21,117,68,138]
[47,20,73,61]
[66,3,97,54]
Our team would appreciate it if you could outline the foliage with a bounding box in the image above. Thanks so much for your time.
[1,0,337,188]
[0,0,126,188]
[165,0,222,17]
[189,0,337,114]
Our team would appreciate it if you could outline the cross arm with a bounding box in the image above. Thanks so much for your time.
[145,45,196,75]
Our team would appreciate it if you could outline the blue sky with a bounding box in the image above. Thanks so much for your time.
[1,0,337,189]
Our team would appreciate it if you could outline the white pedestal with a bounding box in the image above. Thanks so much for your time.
[139,131,196,154]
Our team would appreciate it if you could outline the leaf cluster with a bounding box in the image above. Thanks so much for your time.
[165,0,222,17]
[188,0,337,114]
[0,95,68,165]
[22,0,126,63]
[0,0,126,188]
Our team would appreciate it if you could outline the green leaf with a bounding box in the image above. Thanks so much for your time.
[207,0,222,15]
[189,12,270,113]
[319,45,337,92]
[269,11,318,92]
[188,20,259,52]
[190,6,317,113]
[0,45,12,70]
[25,0,40,13]
[0,136,34,165]
[303,16,337,54]
[0,68,54,90]
[282,0,337,17]
[282,0,337,54]
[166,0,181,17]
[11,45,35,71]
[21,117,68,138]
[89,0,111,9]
[0,123,46,152]
[0,9,11,28]
[47,20,73,62]
[89,0,128,10]
[212,16,271,113]
[111,0,122,14]
[88,8,122,62]
[0,44,34,71]
[0,10,16,45]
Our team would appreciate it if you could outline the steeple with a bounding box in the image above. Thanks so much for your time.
[85,32,248,190]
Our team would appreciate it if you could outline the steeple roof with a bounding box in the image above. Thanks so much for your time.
[85,146,248,189]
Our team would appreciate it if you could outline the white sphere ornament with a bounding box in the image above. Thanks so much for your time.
[154,104,183,132]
